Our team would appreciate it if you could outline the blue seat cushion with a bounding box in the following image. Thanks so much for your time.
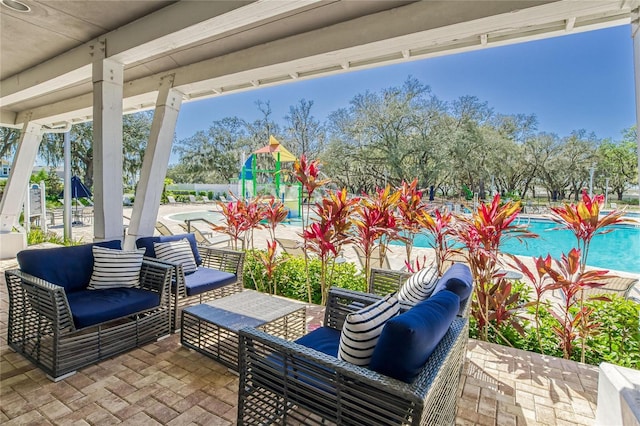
[184,267,237,297]
[136,233,202,265]
[294,326,341,357]
[369,290,460,383]
[66,288,160,329]
[432,263,473,313]
[17,240,122,293]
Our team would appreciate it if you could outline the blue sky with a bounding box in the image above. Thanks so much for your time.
[173,25,635,160]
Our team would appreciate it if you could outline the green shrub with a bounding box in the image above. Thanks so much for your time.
[469,286,640,368]
[27,228,80,246]
[243,250,366,304]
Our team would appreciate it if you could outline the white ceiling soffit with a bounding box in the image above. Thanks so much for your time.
[1,0,638,128]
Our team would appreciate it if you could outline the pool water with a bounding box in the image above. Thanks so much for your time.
[172,211,640,274]
[405,219,640,274]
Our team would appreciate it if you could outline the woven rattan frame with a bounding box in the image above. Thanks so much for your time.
[151,246,245,331]
[4,259,172,381]
[238,287,469,425]
[368,267,412,295]
[181,291,306,370]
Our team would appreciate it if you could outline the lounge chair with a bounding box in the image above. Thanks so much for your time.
[201,195,215,203]
[155,221,174,236]
[178,222,230,247]
[167,195,182,204]
[578,276,638,300]
[276,237,306,257]
[188,194,203,203]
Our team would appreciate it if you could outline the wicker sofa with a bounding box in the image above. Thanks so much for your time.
[136,233,245,331]
[5,240,173,381]
[238,264,473,426]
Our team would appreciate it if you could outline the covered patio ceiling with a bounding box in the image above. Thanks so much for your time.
[1,0,638,129]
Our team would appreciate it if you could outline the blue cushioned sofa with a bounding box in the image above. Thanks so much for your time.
[238,264,474,425]
[136,233,245,331]
[5,241,172,380]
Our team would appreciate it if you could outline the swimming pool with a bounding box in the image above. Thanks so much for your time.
[171,211,640,274]
[169,211,222,222]
[405,218,640,274]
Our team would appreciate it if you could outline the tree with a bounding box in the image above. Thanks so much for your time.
[596,126,637,200]
[562,130,598,201]
[0,127,21,161]
[284,99,325,157]
[122,112,153,190]
[173,117,247,183]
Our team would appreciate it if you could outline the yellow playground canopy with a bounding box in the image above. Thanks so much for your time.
[254,135,296,162]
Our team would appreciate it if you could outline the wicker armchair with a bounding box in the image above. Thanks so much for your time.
[137,234,245,331]
[238,287,469,425]
[5,249,172,381]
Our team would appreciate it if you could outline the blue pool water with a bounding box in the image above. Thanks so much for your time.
[405,219,640,274]
[171,211,640,273]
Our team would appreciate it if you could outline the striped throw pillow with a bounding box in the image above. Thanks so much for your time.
[337,293,400,366]
[88,246,145,289]
[398,264,439,304]
[154,238,197,274]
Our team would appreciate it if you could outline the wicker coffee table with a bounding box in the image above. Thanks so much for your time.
[181,290,307,370]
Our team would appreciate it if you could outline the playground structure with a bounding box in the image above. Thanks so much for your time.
[239,136,302,218]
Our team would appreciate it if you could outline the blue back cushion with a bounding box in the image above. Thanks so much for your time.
[17,240,122,294]
[432,263,473,312]
[369,290,460,383]
[136,233,202,265]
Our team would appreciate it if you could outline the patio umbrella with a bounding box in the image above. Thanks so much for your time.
[59,176,92,224]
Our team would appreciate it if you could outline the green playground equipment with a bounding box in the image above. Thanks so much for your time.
[240,136,302,218]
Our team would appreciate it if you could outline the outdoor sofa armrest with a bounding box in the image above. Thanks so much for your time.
[197,245,245,283]
[5,269,76,332]
[368,267,412,295]
[137,258,173,304]
[238,316,469,425]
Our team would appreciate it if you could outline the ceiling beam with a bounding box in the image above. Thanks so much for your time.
[0,0,323,107]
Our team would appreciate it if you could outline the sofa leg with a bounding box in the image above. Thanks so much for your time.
[48,370,76,382]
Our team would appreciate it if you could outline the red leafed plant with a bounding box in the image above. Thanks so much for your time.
[454,194,537,341]
[262,196,289,242]
[293,154,331,303]
[212,198,251,250]
[524,191,633,361]
[256,240,285,295]
[549,190,630,273]
[417,208,456,276]
[521,248,610,360]
[396,179,427,265]
[302,188,358,305]
[352,185,401,284]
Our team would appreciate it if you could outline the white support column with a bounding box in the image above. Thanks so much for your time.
[633,9,640,206]
[92,50,124,242]
[0,120,43,258]
[124,76,183,249]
